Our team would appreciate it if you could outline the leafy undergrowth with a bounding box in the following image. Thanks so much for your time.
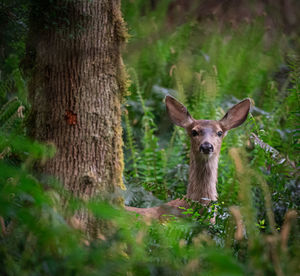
[0,1,299,275]
[121,3,299,274]
[0,130,299,275]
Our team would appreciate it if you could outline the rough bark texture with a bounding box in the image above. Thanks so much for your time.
[26,0,127,233]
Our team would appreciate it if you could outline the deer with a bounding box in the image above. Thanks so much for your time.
[125,95,251,221]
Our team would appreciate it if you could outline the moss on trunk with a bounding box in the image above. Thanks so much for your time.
[26,0,128,235]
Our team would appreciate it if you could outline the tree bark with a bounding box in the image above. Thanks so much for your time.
[26,0,127,233]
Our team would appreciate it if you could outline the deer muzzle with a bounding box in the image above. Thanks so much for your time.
[200,142,214,154]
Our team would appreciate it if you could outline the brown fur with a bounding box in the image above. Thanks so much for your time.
[125,96,250,220]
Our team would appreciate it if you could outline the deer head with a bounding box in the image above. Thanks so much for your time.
[165,95,251,159]
[165,95,251,203]
[125,96,251,220]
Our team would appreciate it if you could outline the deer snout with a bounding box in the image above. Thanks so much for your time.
[200,142,214,154]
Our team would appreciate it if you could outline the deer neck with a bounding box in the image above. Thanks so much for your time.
[187,151,219,204]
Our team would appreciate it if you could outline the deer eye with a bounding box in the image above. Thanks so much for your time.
[217,131,223,137]
[192,130,198,137]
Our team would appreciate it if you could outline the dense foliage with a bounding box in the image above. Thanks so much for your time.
[0,1,299,275]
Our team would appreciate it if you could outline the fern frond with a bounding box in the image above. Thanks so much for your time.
[124,109,139,177]
[250,133,294,167]
[0,97,24,132]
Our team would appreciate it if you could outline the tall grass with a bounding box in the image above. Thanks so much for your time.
[121,7,299,275]
[0,2,298,275]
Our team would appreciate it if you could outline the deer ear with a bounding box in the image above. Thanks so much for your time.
[165,95,194,128]
[220,98,251,131]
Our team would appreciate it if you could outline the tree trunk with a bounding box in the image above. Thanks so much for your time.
[26,0,127,234]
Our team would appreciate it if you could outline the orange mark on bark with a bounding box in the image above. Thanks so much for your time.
[65,110,77,125]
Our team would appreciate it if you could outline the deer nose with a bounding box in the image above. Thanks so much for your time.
[200,142,214,154]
